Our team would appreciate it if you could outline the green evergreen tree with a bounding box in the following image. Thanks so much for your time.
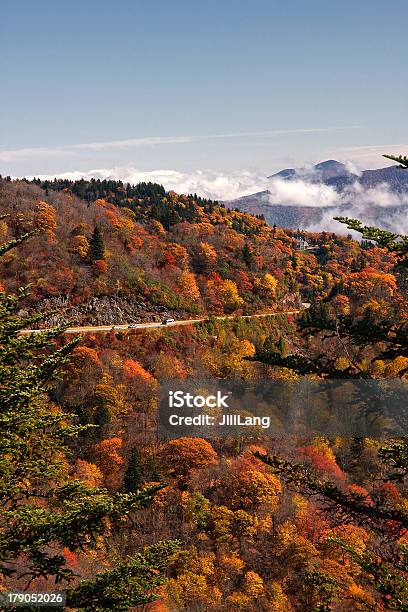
[146,455,160,481]
[0,231,179,609]
[350,258,359,272]
[124,447,143,492]
[88,225,105,262]
[242,242,254,269]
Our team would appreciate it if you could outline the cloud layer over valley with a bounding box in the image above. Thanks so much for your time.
[27,167,271,201]
[26,164,408,235]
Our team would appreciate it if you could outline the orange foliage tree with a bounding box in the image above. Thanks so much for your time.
[33,200,57,239]
[92,437,124,490]
[160,437,217,479]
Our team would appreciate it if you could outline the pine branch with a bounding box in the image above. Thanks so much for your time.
[383,154,408,169]
[254,452,408,537]
[67,540,180,611]
[334,217,406,250]
[0,230,37,256]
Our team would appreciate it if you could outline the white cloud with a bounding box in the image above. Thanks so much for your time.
[0,147,73,162]
[266,177,408,210]
[346,182,408,208]
[299,182,408,235]
[0,125,361,162]
[267,178,339,207]
[72,136,193,151]
[343,160,362,176]
[0,138,193,162]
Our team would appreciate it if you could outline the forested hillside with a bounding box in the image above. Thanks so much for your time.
[0,176,398,322]
[0,173,407,610]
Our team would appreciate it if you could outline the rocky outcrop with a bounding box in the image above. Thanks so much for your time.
[23,296,186,327]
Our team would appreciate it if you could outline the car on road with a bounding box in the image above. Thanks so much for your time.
[161,318,175,325]
[128,324,138,328]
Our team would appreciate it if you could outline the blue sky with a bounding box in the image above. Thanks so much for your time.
[1,0,408,198]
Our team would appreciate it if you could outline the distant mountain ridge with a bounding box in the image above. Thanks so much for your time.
[268,159,408,192]
[226,160,408,231]
[268,160,354,183]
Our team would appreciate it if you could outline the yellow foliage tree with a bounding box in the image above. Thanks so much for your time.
[178,270,201,302]
[225,591,251,610]
[219,551,245,576]
[203,336,255,378]
[0,220,8,242]
[243,571,264,598]
[231,468,281,511]
[219,279,244,312]
[210,505,234,544]
[262,272,278,299]
[268,582,291,612]
[167,572,221,610]
[70,234,89,258]
[384,355,408,377]
[197,241,217,270]
[93,372,127,421]
[34,200,57,239]
[72,459,103,487]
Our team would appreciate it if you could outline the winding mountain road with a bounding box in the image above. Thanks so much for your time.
[19,308,309,336]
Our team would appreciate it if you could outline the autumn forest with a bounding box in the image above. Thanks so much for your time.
[0,155,407,611]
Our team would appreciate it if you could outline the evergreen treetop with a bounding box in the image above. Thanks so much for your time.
[88,225,105,262]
